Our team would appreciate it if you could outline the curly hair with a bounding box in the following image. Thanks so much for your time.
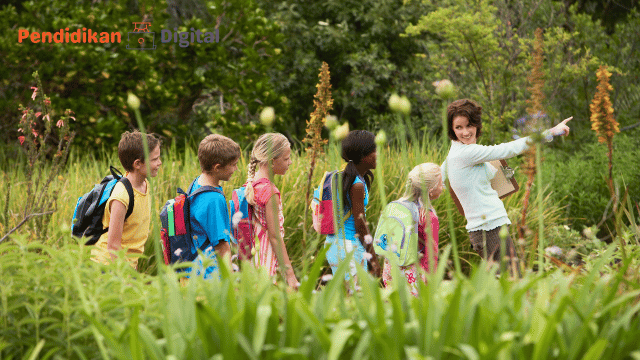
[447,99,483,141]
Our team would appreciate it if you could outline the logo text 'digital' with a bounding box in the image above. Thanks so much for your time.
[18,28,121,44]
[160,28,219,48]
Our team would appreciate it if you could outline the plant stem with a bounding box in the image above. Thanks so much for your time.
[536,143,544,272]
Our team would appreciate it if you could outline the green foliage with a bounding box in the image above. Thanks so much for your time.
[2,236,640,359]
[541,132,640,233]
[406,0,599,144]
[258,0,437,139]
[0,0,286,151]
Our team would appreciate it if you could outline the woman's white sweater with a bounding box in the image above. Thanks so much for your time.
[441,138,531,232]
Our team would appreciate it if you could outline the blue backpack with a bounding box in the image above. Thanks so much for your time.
[159,182,223,265]
[71,166,134,245]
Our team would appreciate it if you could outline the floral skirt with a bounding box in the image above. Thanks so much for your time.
[382,258,423,297]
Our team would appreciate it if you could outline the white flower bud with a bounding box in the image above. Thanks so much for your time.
[390,244,398,253]
[260,106,275,126]
[232,211,243,229]
[333,122,350,141]
[398,96,411,115]
[499,226,509,239]
[388,93,402,113]
[325,115,338,130]
[127,92,140,110]
[321,274,333,282]
[174,248,183,256]
[433,79,456,100]
[375,130,387,147]
[364,234,373,245]
[363,252,373,261]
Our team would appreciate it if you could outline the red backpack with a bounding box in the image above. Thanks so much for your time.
[310,171,351,235]
[159,184,222,265]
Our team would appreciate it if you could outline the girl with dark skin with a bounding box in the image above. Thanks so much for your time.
[325,130,382,279]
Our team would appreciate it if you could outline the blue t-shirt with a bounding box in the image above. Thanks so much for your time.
[189,176,231,250]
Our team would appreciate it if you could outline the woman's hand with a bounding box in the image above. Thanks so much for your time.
[549,116,573,136]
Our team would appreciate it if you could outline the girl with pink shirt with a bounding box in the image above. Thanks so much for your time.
[244,133,299,289]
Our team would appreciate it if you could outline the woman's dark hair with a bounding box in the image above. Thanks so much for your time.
[340,130,376,210]
[447,99,483,141]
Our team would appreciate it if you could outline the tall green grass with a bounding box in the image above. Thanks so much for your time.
[2,234,640,359]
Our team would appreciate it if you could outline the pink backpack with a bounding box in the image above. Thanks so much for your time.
[229,178,268,260]
[310,171,351,235]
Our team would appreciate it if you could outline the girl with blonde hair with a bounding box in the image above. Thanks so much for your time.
[380,162,443,296]
[245,133,298,288]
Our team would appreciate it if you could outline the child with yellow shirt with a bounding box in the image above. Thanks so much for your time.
[91,130,162,269]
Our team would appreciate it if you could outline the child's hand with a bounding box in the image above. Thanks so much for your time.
[286,271,299,290]
[369,255,382,278]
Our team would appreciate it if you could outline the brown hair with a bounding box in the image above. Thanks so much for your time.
[198,134,241,174]
[118,130,161,172]
[447,99,483,141]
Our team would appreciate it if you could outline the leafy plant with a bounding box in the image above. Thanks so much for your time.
[0,71,75,244]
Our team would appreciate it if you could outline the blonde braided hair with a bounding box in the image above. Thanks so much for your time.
[245,133,290,205]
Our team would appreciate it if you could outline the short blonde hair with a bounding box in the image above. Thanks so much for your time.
[402,163,441,204]
[198,134,241,174]
[245,133,290,204]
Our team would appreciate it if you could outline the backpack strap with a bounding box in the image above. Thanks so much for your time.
[109,166,135,220]
[189,185,223,198]
[119,177,135,220]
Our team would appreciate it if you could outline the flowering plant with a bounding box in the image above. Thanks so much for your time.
[0,71,76,243]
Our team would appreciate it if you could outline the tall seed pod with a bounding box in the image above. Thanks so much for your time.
[519,28,545,252]
[302,62,333,254]
[589,65,619,199]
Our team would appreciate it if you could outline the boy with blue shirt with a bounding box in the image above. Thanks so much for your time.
[187,134,241,279]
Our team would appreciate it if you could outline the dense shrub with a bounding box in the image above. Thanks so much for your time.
[542,131,640,233]
[0,0,287,151]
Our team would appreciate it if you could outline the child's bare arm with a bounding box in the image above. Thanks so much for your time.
[350,183,381,276]
[264,194,298,288]
[106,200,126,260]
[214,241,231,263]
[349,183,369,242]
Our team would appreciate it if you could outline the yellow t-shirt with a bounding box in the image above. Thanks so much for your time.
[91,179,151,269]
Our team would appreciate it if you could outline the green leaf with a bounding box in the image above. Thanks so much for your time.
[582,339,607,360]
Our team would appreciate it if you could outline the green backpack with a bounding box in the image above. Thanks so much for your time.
[373,200,420,266]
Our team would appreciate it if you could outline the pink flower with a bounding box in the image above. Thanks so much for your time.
[406,272,416,284]
[43,114,50,122]
[18,136,25,145]
[18,128,24,133]
[35,112,41,118]
[56,119,64,128]
[31,128,38,137]
[31,87,38,100]
[21,110,28,120]
[44,99,51,105]
[69,116,76,121]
